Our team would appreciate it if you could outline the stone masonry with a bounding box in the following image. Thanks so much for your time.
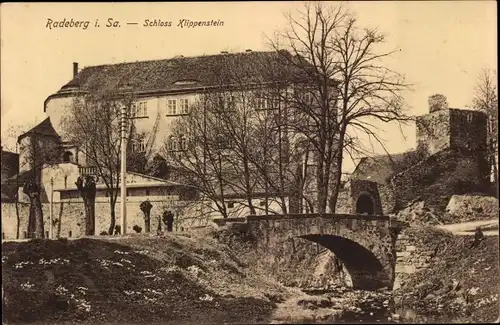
[246,214,397,290]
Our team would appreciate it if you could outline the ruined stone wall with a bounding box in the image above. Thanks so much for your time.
[378,183,397,215]
[390,150,485,212]
[416,110,451,156]
[449,109,488,154]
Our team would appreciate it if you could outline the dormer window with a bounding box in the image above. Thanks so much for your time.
[173,80,198,85]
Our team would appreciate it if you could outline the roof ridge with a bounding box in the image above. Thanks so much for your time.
[80,50,277,70]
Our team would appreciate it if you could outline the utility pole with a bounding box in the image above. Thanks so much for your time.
[120,105,127,235]
[49,177,54,239]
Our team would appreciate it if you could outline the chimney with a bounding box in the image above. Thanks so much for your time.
[73,62,79,78]
[245,49,252,53]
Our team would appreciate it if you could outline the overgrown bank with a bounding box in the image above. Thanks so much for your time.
[2,223,499,324]
[1,231,288,324]
[393,227,499,323]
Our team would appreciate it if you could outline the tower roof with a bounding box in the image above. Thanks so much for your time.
[17,117,61,143]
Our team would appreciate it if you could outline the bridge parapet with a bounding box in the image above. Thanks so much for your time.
[246,213,391,229]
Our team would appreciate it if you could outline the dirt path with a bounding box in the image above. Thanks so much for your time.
[436,219,498,236]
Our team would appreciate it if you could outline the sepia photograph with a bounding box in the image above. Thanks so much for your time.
[1,1,498,324]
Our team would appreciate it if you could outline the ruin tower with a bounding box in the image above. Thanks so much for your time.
[416,94,489,186]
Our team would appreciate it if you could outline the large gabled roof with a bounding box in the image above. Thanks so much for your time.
[45,50,335,108]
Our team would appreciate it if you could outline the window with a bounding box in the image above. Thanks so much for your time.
[62,151,74,163]
[466,113,473,123]
[215,134,233,150]
[179,135,187,151]
[167,136,179,152]
[259,200,266,207]
[179,99,190,114]
[167,135,187,152]
[167,99,177,115]
[256,96,267,110]
[146,189,150,196]
[267,96,280,110]
[132,139,146,152]
[255,93,279,111]
[135,101,148,117]
[227,201,235,209]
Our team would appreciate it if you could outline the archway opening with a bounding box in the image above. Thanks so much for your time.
[62,151,74,163]
[356,194,374,215]
[300,234,390,290]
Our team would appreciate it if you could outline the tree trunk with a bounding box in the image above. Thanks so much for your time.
[108,201,116,235]
[89,199,95,235]
[329,131,345,214]
[157,215,162,232]
[32,194,44,239]
[15,199,20,240]
[57,202,64,238]
[144,211,151,233]
[27,204,36,238]
[83,198,95,236]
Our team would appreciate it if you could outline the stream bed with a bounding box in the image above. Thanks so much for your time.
[268,286,424,324]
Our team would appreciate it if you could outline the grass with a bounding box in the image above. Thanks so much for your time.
[1,231,286,324]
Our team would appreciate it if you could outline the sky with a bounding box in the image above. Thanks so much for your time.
[0,1,497,172]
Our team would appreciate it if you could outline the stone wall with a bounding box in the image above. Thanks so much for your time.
[247,215,395,290]
[1,200,212,239]
[349,180,383,215]
[378,183,397,215]
[393,227,452,290]
[335,180,384,215]
[416,109,450,156]
[390,149,486,212]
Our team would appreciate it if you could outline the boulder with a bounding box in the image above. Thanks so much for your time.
[446,195,498,220]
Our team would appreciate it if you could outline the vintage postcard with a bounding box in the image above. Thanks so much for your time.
[1,1,498,324]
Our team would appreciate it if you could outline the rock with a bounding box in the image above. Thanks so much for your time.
[468,287,480,296]
[446,194,498,218]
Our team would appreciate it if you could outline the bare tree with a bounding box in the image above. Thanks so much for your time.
[62,82,136,235]
[166,92,232,218]
[139,200,153,233]
[269,2,411,213]
[472,69,498,188]
[75,175,96,235]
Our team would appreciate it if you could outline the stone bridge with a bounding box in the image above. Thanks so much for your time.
[236,214,403,290]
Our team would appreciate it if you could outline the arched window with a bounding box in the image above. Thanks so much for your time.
[179,135,187,151]
[62,151,74,163]
[168,136,178,152]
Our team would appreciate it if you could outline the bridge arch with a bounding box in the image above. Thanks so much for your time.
[299,234,390,290]
[246,214,396,291]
